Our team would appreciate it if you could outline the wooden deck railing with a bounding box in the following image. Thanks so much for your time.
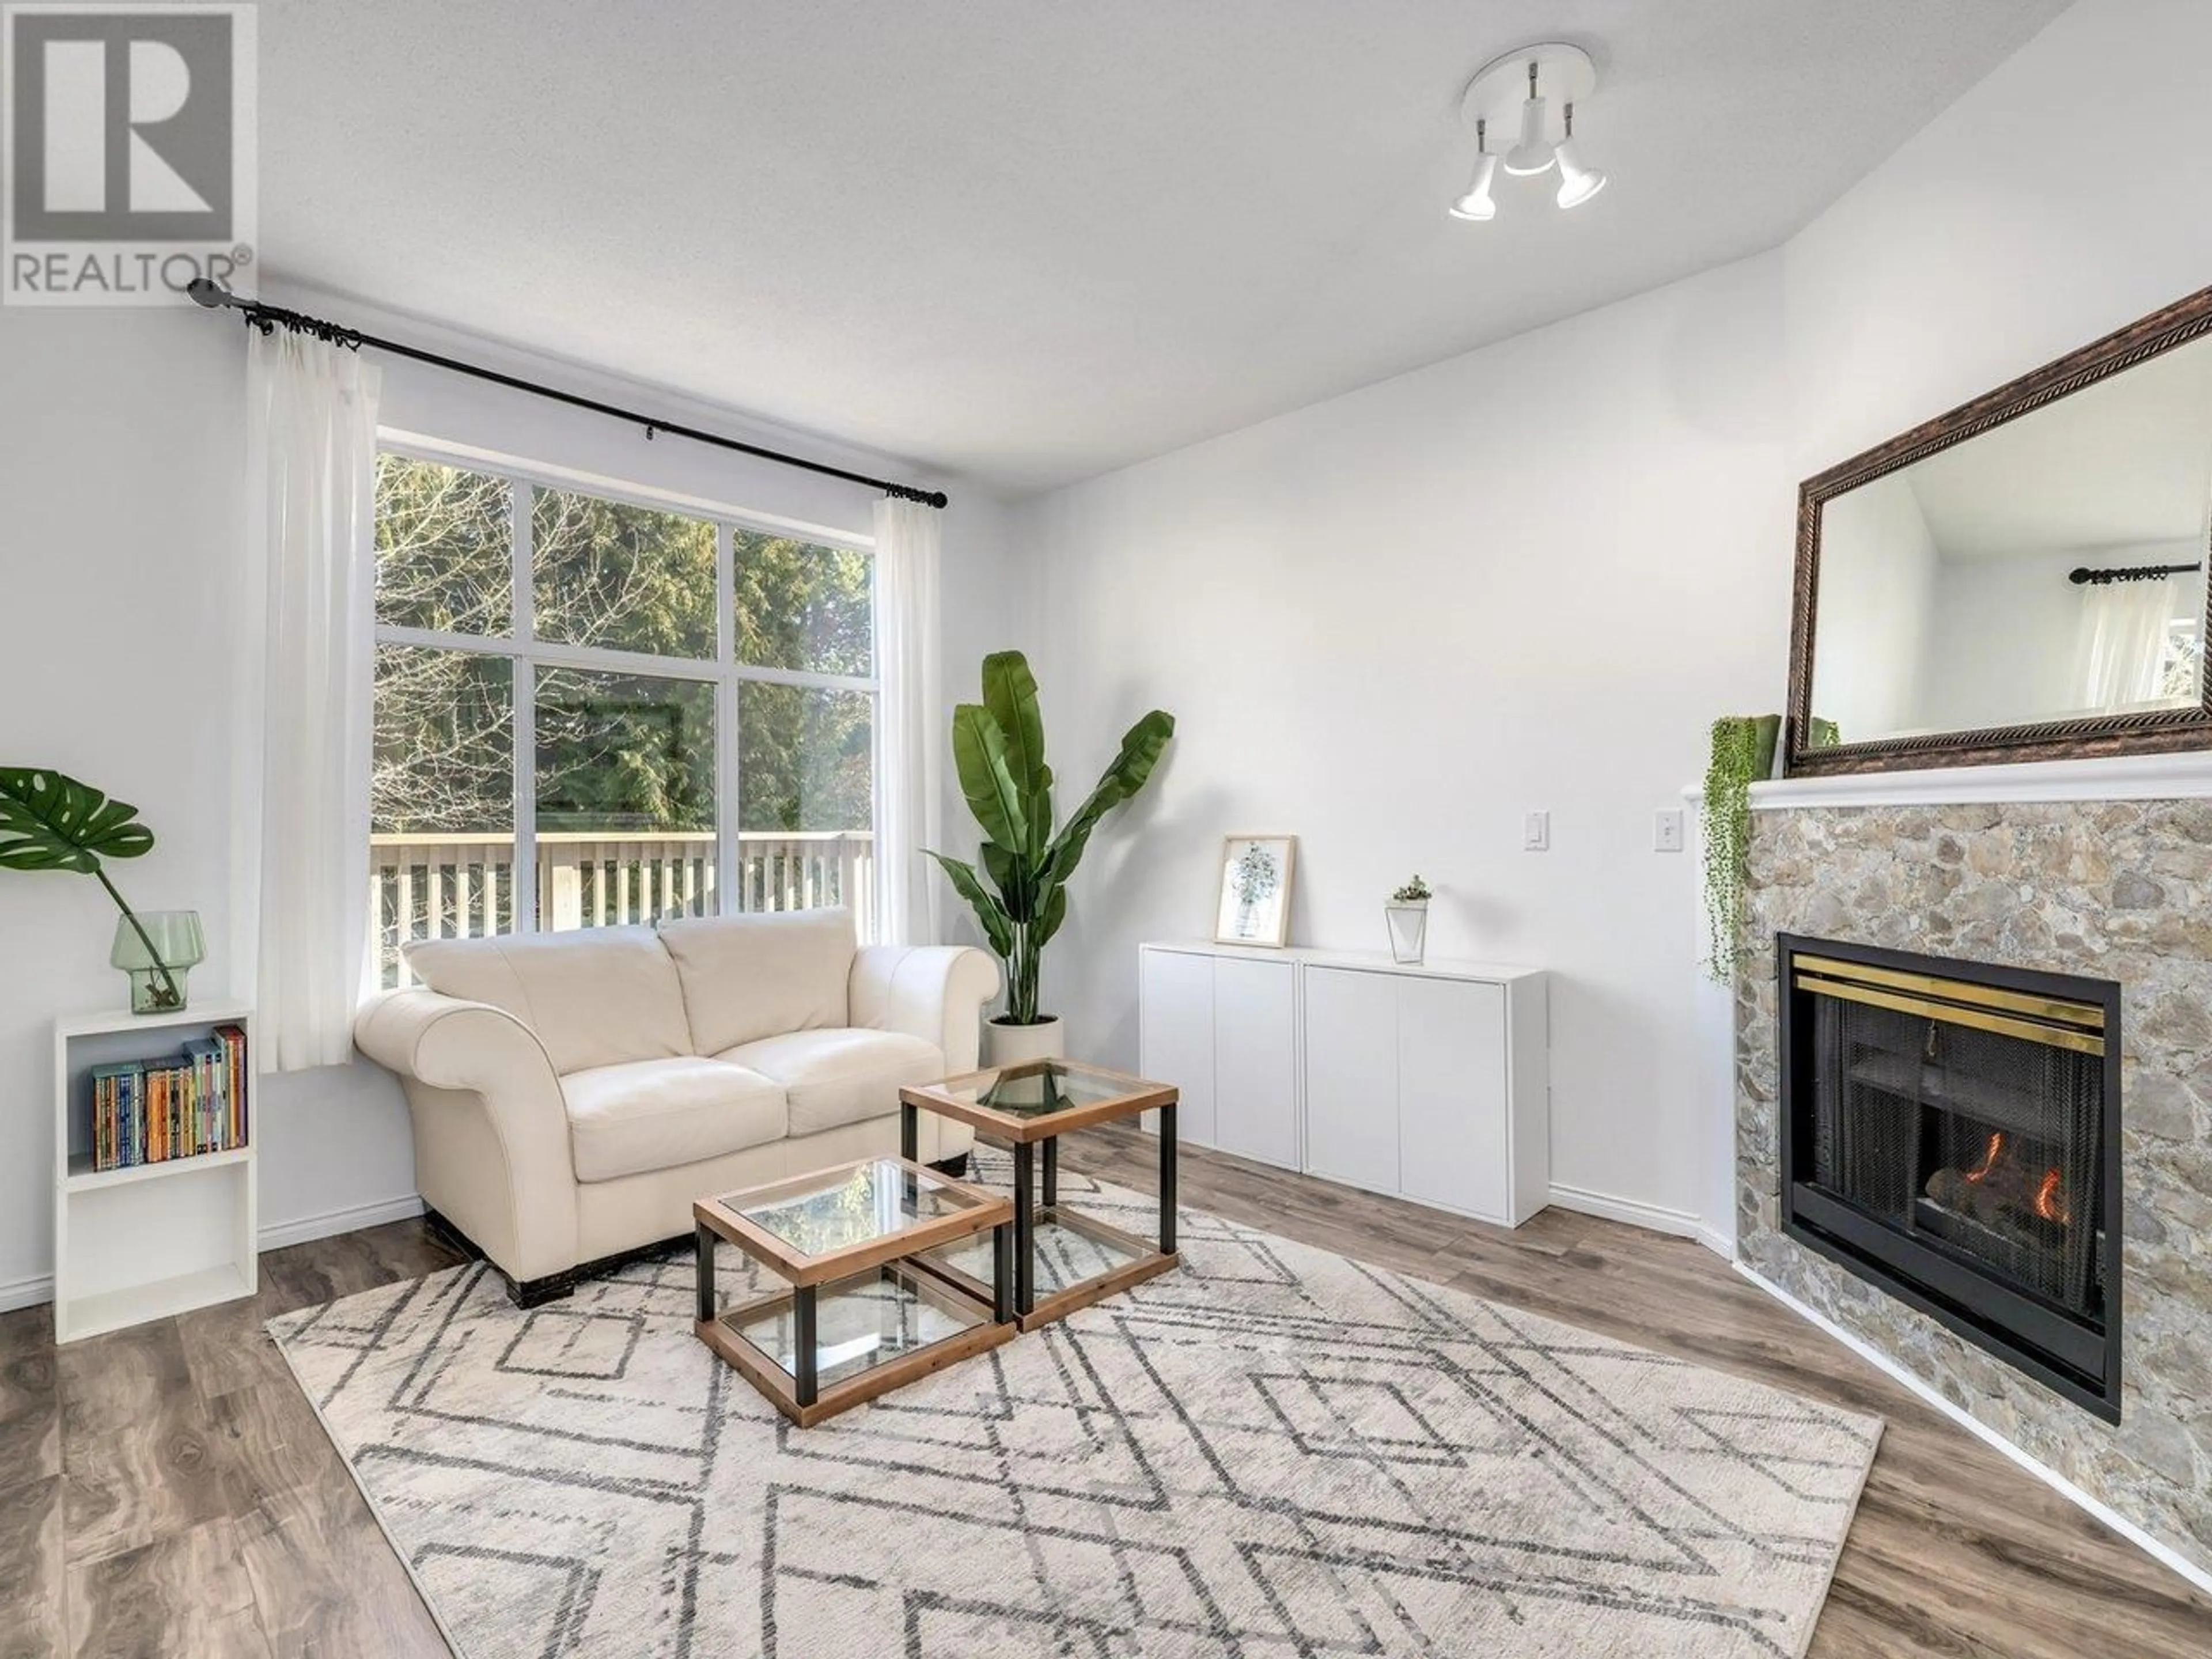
[370,830,874,987]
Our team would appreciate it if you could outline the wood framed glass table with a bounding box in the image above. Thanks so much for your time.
[900,1059,1179,1332]
[692,1156,1014,1427]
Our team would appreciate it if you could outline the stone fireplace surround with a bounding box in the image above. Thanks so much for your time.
[1734,759,2212,1579]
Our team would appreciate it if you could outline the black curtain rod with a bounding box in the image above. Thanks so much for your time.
[2068,560,2201,585]
[184,279,948,510]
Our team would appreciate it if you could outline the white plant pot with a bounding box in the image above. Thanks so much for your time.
[1385,901,1429,965]
[985,1014,1066,1068]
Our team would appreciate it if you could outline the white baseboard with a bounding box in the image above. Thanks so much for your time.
[0,1195,427,1316]
[0,1273,54,1315]
[1546,1182,1706,1241]
[1735,1262,2212,1599]
[1545,1182,1736,1260]
[257,1194,425,1252]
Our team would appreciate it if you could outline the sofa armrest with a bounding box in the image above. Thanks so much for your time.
[849,945,1000,1074]
[356,987,560,1100]
[354,988,580,1282]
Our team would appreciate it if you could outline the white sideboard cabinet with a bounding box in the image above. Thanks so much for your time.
[1138,944,1299,1168]
[1138,942,1548,1226]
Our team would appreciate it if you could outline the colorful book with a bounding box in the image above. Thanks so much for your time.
[88,1063,138,1172]
[214,1024,249,1148]
[82,1026,250,1172]
[184,1040,217,1153]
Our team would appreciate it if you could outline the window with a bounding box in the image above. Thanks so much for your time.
[2159,615,2202,702]
[371,453,877,987]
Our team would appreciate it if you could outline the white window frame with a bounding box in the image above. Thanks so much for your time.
[372,431,880,939]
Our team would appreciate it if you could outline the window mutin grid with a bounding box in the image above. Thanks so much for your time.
[371,444,879,982]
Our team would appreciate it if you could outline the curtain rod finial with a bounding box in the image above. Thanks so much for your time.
[884,484,949,510]
[185,276,233,309]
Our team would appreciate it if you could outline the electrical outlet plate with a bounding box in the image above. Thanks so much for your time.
[1522,809,1550,851]
[1654,809,1684,852]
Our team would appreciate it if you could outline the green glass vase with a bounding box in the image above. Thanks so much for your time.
[109,910,206,1014]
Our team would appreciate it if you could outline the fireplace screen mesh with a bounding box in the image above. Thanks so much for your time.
[1808,984,2104,1317]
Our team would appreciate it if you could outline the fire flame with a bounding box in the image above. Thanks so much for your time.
[2033,1168,2071,1225]
[1954,1132,2072,1225]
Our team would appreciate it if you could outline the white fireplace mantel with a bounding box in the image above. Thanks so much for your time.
[1743,750,2212,810]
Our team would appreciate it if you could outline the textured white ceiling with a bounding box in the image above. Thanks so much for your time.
[256,1,2070,494]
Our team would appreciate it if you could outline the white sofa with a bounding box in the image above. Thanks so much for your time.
[353,908,998,1302]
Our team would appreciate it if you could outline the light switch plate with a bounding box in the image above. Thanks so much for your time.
[1654,808,1684,852]
[1522,810,1550,851]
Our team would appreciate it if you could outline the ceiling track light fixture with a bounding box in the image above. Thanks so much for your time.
[1554,102,1607,209]
[1449,119,1498,221]
[1449,41,1608,223]
[1502,62,1553,176]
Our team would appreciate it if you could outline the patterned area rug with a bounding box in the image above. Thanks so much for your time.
[270,1160,1880,1658]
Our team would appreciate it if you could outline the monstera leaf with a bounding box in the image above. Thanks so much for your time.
[1,767,180,1006]
[0,768,156,873]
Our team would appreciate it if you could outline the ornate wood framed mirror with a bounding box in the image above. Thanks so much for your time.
[1789,286,2212,775]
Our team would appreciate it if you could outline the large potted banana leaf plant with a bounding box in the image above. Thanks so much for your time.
[929,652,1174,1065]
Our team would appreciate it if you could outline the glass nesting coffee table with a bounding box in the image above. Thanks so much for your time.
[693,1156,1014,1427]
[901,1059,1180,1332]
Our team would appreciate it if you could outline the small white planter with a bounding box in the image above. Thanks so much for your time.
[1385,900,1429,965]
[985,1015,1066,1068]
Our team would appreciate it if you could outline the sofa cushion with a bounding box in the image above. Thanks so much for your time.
[560,1057,788,1184]
[715,1028,945,1138]
[403,927,695,1076]
[657,908,857,1056]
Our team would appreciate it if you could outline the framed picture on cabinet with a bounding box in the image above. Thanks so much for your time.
[1214,835,1296,948]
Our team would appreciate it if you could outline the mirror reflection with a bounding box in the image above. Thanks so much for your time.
[1810,335,2212,746]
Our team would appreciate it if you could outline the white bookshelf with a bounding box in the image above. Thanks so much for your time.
[52,1001,257,1343]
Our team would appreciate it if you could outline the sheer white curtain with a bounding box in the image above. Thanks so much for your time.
[873,496,943,946]
[231,331,383,1071]
[2073,577,2173,709]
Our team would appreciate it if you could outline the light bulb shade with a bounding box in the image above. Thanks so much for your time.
[1553,138,1607,207]
[1502,94,1554,175]
[1449,153,1498,221]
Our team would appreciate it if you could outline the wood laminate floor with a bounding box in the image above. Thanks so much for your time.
[4,1130,2208,1657]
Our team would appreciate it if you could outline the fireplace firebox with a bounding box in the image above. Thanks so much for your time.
[1777,935,2122,1421]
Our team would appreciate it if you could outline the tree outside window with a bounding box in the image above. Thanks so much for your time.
[369,454,878,985]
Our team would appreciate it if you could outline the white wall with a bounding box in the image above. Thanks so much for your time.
[0,290,1017,1308]
[1788,0,2212,762]
[1017,253,1794,1233]
[0,308,248,1303]
[1918,550,2087,732]
[1927,551,2202,731]
[1809,472,1940,739]
[1012,0,2212,1243]
[1785,0,2212,485]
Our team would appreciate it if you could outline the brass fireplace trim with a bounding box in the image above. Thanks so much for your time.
[1791,953,2107,1031]
[1791,962,2106,1057]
